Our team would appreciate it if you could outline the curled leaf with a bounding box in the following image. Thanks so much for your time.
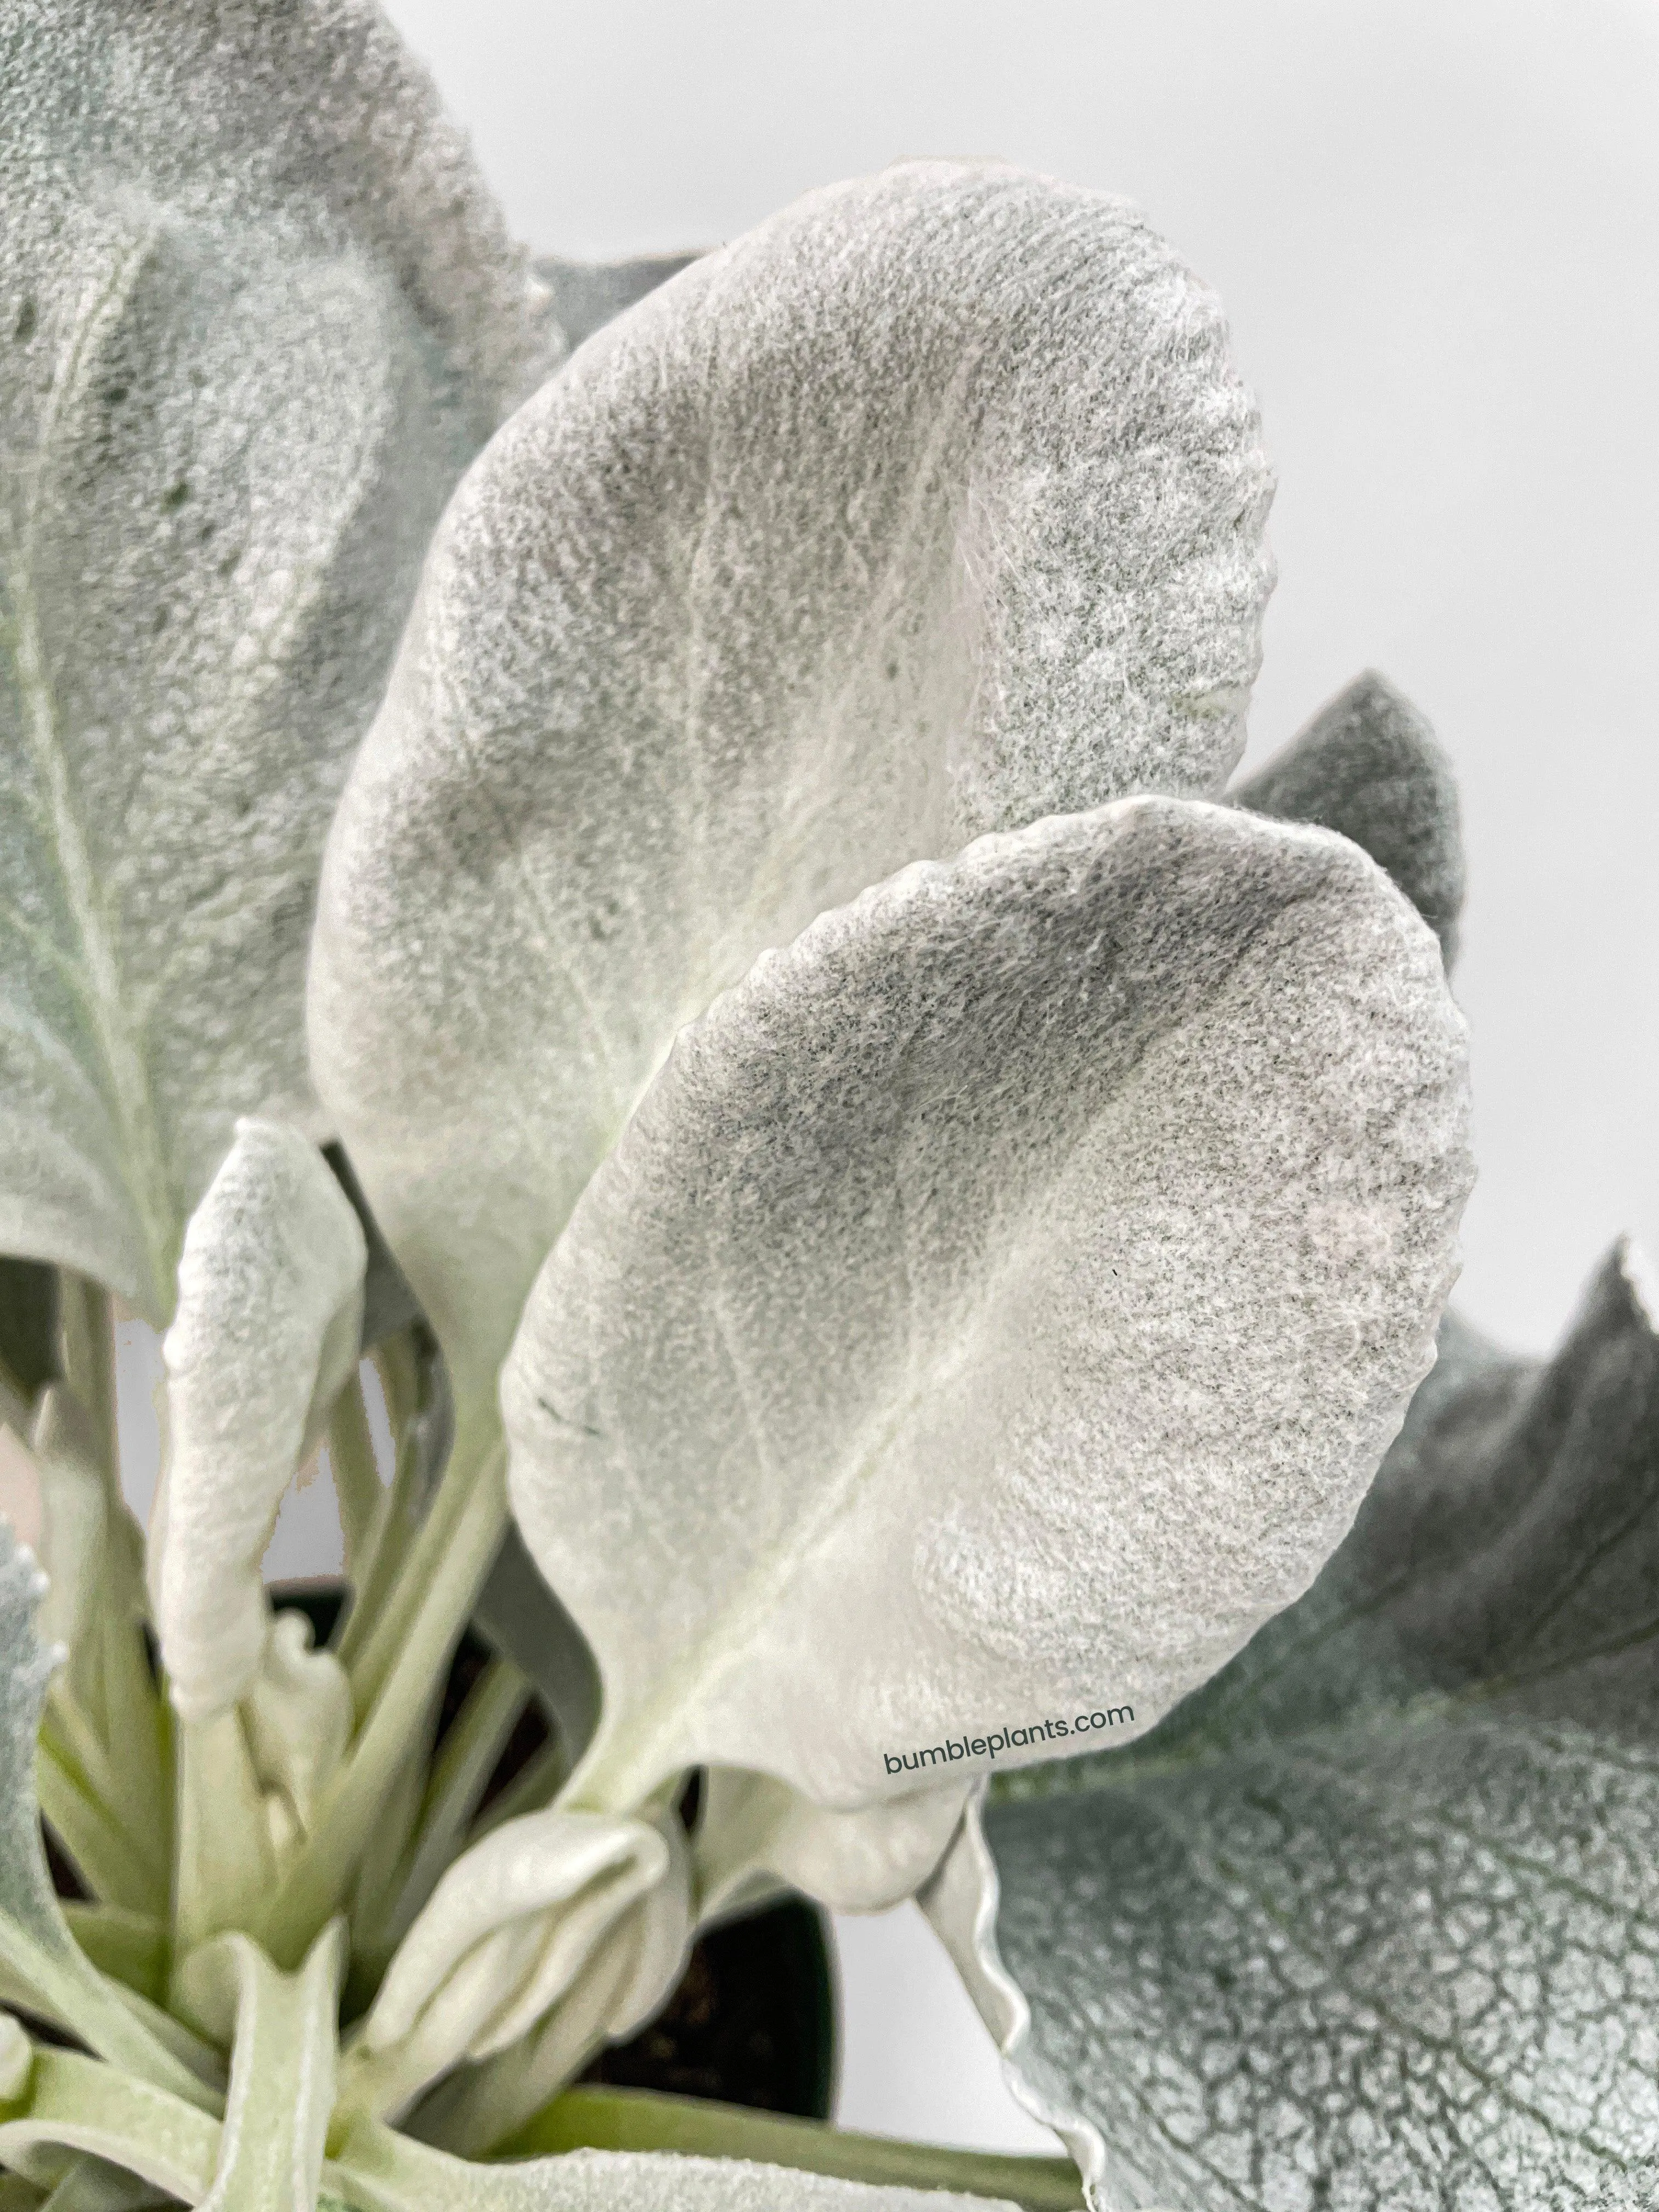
[311,159,1274,1402]
[2,0,552,1316]
[242,1612,353,1853]
[348,1808,690,2125]
[149,1119,365,1724]
[505,797,1471,1832]
[943,1245,1659,2209]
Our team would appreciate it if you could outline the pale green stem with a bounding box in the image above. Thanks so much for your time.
[255,1447,508,1971]
[58,1909,163,2006]
[101,1989,224,2097]
[344,1395,492,1717]
[0,1913,216,2112]
[333,1341,432,1681]
[54,1279,114,1476]
[82,1527,169,1876]
[496,2086,1087,2210]
[50,1280,170,1865]
[190,1925,343,2212]
[351,1658,528,1984]
[335,1695,437,2038]
[171,1712,275,1964]
[461,1737,565,1847]
[35,1734,165,1921]
[329,1376,384,1582]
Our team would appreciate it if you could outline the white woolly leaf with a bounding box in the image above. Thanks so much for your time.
[0,0,552,1317]
[503,797,1471,1830]
[311,159,1274,1406]
[150,1119,365,1724]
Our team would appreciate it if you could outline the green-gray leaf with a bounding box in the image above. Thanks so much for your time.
[971,1245,1659,2209]
[1,0,553,1319]
[533,255,701,354]
[1232,670,1464,963]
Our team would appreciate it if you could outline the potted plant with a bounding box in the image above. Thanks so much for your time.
[2,6,1651,2209]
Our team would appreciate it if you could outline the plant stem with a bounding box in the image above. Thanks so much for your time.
[463,1735,565,1844]
[35,1728,166,1918]
[334,1331,444,1686]
[330,1370,385,1578]
[55,1276,114,1475]
[493,2086,1086,2209]
[345,1394,490,1716]
[255,1442,508,1969]
[352,1656,528,1985]
[48,1278,171,1867]
[59,1904,165,2003]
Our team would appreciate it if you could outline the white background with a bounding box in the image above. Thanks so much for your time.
[244,0,1659,2154]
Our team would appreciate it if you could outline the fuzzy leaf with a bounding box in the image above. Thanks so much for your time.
[149,1119,364,1724]
[0,0,551,1318]
[311,159,1276,1406]
[1233,670,1464,963]
[945,1246,1659,2210]
[504,797,1470,1828]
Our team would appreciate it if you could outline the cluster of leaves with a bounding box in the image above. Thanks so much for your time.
[1,3,1652,2210]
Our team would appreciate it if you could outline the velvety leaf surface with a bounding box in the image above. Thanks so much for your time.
[1,0,551,1317]
[1233,670,1464,963]
[311,159,1276,1403]
[973,1249,1659,2210]
[505,797,1470,1821]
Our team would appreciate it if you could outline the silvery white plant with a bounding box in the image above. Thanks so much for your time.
[1,5,1653,2210]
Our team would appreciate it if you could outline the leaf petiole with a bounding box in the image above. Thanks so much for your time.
[494,2086,1086,2210]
